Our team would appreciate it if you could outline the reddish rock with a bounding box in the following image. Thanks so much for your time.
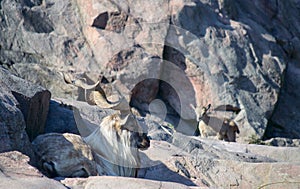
[0,151,66,189]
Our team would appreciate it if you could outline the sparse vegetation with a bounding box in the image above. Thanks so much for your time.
[246,134,266,145]
[165,122,175,129]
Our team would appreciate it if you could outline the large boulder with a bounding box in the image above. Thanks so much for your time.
[0,67,51,141]
[44,98,115,137]
[0,0,94,98]
[171,133,300,188]
[0,80,34,158]
[44,99,79,134]
[0,151,66,189]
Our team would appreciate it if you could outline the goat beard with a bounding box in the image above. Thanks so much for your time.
[83,122,141,177]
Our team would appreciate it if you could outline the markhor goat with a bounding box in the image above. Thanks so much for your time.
[191,104,240,142]
[32,73,150,178]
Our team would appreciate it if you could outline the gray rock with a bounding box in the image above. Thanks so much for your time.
[0,0,96,98]
[266,59,300,139]
[167,0,288,140]
[0,151,66,189]
[264,137,300,147]
[143,135,300,188]
[173,133,276,163]
[137,140,202,186]
[144,115,174,142]
[44,98,115,137]
[45,99,79,134]
[1,0,300,142]
[0,80,34,159]
[61,176,199,189]
[0,67,50,141]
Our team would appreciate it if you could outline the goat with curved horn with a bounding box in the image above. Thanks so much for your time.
[191,103,240,142]
[61,72,150,177]
[83,111,150,177]
[62,72,130,112]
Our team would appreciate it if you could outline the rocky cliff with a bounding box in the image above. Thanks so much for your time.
[0,0,300,188]
[1,0,300,141]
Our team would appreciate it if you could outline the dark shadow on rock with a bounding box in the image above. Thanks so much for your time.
[138,152,197,186]
[264,60,300,139]
[22,8,54,33]
[92,12,109,30]
[44,100,79,134]
[235,76,257,93]
[92,11,128,33]
[163,45,186,71]
[177,1,234,37]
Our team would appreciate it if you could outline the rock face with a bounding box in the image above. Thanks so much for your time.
[45,99,79,134]
[1,0,300,141]
[32,133,97,178]
[1,86,299,188]
[61,176,199,189]
[141,133,300,188]
[0,67,51,141]
[1,0,300,187]
[0,79,34,158]
[0,151,66,189]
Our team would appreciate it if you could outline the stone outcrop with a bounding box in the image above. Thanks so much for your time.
[0,67,50,141]
[0,151,66,189]
[0,79,34,158]
[140,133,300,188]
[1,0,300,187]
[1,0,300,141]
[39,98,300,188]
[44,99,79,134]
[61,176,200,189]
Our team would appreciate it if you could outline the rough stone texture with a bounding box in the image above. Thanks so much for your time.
[61,176,202,189]
[139,140,201,186]
[169,133,300,188]
[0,67,51,141]
[1,0,300,141]
[266,59,300,139]
[167,0,289,139]
[0,151,66,189]
[2,96,298,188]
[136,133,300,188]
[45,98,115,137]
[263,137,300,147]
[144,114,174,142]
[45,99,79,134]
[65,0,168,111]
[0,80,34,159]
[0,0,95,98]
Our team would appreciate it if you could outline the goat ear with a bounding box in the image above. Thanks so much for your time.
[120,114,138,132]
